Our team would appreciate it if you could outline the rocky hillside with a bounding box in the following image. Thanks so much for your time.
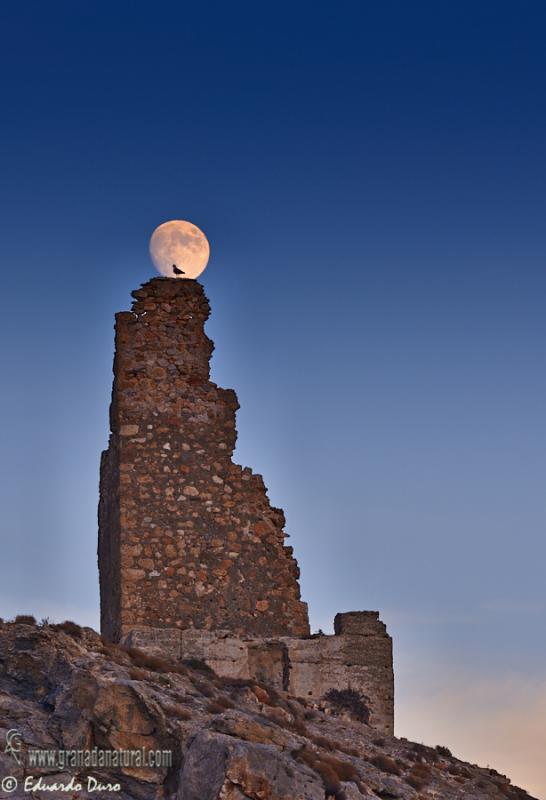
[0,621,537,800]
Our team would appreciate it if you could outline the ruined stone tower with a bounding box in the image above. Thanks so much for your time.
[99,278,310,642]
[99,277,394,734]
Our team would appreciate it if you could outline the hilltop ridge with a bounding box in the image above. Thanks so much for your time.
[0,621,537,800]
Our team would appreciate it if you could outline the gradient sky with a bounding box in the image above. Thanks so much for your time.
[1,2,545,795]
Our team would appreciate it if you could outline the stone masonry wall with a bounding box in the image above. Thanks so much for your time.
[98,278,310,640]
[123,611,394,735]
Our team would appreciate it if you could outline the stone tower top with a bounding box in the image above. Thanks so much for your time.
[114,278,215,411]
[99,277,310,641]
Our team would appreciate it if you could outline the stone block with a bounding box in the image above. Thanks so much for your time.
[334,610,386,636]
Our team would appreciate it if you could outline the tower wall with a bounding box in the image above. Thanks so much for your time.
[98,278,310,640]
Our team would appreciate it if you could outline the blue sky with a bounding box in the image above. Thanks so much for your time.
[1,2,545,794]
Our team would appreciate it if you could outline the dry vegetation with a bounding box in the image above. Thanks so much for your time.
[324,687,370,723]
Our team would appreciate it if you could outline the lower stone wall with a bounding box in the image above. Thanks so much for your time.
[122,611,394,735]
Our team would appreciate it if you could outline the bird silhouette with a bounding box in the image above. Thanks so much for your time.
[172,264,185,276]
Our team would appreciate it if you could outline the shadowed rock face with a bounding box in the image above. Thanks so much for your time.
[99,278,309,641]
[0,624,537,800]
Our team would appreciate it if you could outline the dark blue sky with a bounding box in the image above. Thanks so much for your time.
[1,2,545,793]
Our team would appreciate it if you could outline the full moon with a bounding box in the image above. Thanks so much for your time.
[149,220,210,279]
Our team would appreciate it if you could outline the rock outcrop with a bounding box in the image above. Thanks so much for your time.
[0,622,537,800]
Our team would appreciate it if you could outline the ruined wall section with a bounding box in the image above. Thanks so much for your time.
[124,612,394,735]
[286,612,394,735]
[99,278,309,639]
